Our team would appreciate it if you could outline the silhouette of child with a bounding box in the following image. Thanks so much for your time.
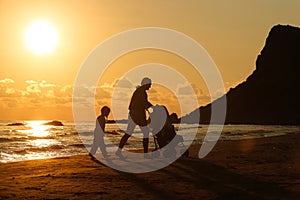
[89,106,110,158]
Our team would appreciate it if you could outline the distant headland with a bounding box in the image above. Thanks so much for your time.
[181,25,300,125]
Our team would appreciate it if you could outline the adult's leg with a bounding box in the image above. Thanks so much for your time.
[118,133,130,149]
[118,113,136,149]
[140,126,150,153]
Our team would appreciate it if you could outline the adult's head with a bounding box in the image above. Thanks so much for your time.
[141,77,152,90]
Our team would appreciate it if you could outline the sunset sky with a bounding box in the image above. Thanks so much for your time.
[1,0,300,120]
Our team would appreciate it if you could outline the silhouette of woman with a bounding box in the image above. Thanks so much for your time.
[116,77,153,158]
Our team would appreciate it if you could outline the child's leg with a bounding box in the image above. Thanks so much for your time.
[99,136,107,155]
[90,133,100,155]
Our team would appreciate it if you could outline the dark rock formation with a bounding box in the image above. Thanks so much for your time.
[182,25,300,125]
[42,120,64,126]
[7,122,25,126]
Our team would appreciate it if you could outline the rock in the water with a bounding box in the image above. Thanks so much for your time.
[42,120,64,126]
[7,122,25,126]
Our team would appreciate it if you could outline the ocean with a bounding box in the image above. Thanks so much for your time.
[0,120,299,163]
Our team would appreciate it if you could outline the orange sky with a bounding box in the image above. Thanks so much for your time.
[1,0,300,120]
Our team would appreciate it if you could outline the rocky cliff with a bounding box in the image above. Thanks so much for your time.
[182,25,300,125]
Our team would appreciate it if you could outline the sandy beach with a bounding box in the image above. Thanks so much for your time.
[1,133,299,200]
[2,1,300,199]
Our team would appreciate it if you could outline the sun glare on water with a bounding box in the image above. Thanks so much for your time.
[27,121,49,137]
[24,20,59,55]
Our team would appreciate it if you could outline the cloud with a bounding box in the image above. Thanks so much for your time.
[54,85,73,97]
[0,79,106,119]
[0,78,212,120]
[26,84,41,93]
[25,80,56,91]
[55,97,72,105]
[73,86,94,97]
[5,88,15,94]
[113,78,134,89]
[148,88,158,94]
[0,78,14,84]
[0,79,22,97]
[177,85,194,95]
[99,83,114,89]
[7,99,18,108]
[25,80,38,84]
[95,87,111,99]
[177,83,204,96]
[40,80,56,88]
[1,80,74,110]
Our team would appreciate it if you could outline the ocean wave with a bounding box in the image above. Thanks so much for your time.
[247,129,273,134]
[0,137,15,143]
[77,131,93,136]
[14,149,29,155]
[106,130,123,135]
[28,135,56,140]
[0,152,11,157]
[26,145,65,152]
[0,129,13,134]
[55,131,79,137]
[70,143,86,148]
[1,147,63,156]
[0,137,27,143]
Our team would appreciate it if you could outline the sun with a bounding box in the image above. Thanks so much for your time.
[24,20,59,55]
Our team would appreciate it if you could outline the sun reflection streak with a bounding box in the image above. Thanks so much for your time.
[30,139,59,147]
[26,121,49,137]
[24,121,61,155]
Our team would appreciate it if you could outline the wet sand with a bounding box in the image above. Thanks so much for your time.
[0,133,299,199]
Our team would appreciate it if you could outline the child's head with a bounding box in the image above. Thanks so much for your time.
[101,106,110,117]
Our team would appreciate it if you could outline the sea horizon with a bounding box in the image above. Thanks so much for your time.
[1,120,299,163]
